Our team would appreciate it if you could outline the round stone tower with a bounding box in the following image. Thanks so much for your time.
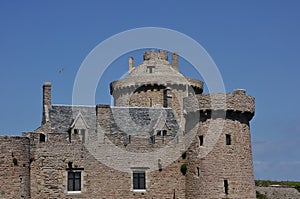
[183,89,256,199]
[110,49,203,121]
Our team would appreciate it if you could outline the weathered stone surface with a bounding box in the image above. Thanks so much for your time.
[0,50,256,199]
[0,136,30,199]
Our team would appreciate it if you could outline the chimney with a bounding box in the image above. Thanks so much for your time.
[172,52,178,71]
[129,57,134,71]
[42,82,51,124]
[96,104,112,133]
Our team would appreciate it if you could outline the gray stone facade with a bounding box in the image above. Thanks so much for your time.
[0,50,256,198]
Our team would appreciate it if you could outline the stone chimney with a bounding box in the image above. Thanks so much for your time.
[42,82,51,124]
[96,104,112,133]
[129,57,134,71]
[172,52,178,71]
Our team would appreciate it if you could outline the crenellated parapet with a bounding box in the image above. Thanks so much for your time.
[183,89,255,119]
[187,78,204,95]
[143,49,168,61]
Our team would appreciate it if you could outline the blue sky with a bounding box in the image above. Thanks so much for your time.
[0,0,300,181]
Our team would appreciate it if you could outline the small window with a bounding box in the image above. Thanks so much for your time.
[149,135,155,144]
[156,130,161,136]
[68,130,72,143]
[162,130,167,136]
[74,129,79,134]
[199,135,204,146]
[147,66,155,73]
[81,129,85,143]
[39,134,46,142]
[224,179,229,194]
[226,134,231,145]
[133,171,146,190]
[128,135,131,144]
[197,167,200,176]
[68,171,81,192]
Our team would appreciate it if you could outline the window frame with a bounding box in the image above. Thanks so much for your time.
[66,167,84,194]
[133,171,146,190]
[131,168,148,192]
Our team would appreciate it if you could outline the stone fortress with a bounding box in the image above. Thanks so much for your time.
[0,50,256,198]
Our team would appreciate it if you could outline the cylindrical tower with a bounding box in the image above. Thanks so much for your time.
[184,89,256,199]
[110,49,203,122]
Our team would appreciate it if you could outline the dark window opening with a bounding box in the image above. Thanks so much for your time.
[224,179,229,194]
[68,130,72,143]
[74,129,79,134]
[68,161,73,169]
[128,135,131,144]
[147,66,155,73]
[163,89,172,108]
[199,135,204,146]
[133,172,146,190]
[149,135,155,144]
[39,134,46,142]
[68,171,81,191]
[156,130,161,136]
[162,130,167,136]
[197,167,200,176]
[226,134,231,145]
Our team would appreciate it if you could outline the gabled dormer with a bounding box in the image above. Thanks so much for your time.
[69,112,89,143]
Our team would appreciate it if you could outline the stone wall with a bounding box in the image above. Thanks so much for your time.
[0,136,30,199]
[183,88,256,199]
[28,131,186,198]
[185,117,256,199]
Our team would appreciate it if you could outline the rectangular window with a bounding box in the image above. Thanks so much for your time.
[147,66,155,73]
[68,171,81,191]
[128,135,131,143]
[39,134,46,142]
[226,134,231,145]
[133,172,146,190]
[149,135,155,144]
[162,130,167,136]
[81,129,85,143]
[74,129,79,134]
[224,179,229,194]
[199,135,204,146]
[156,130,161,136]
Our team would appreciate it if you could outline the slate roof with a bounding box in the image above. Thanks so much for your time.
[49,105,180,136]
[109,107,179,136]
[49,105,97,133]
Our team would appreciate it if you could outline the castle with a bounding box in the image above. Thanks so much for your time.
[0,50,256,198]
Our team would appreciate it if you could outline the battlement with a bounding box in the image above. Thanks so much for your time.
[183,89,255,115]
[143,49,168,61]
[187,78,204,94]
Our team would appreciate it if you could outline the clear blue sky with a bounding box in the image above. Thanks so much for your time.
[0,0,300,181]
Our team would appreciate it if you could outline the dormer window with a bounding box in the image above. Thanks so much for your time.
[72,129,86,143]
[70,112,89,143]
[156,130,167,136]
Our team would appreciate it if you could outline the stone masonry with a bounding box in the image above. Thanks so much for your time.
[0,49,256,198]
